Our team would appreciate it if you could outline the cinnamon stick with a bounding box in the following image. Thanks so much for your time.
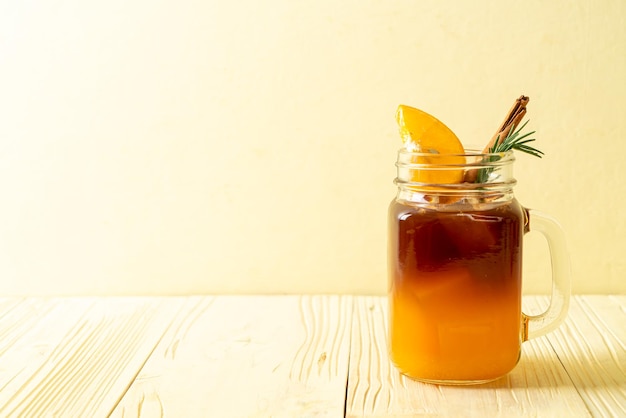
[482,95,529,153]
[463,95,529,183]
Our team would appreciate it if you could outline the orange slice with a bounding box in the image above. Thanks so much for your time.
[396,105,466,184]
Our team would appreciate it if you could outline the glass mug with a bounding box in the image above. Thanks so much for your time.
[387,148,570,384]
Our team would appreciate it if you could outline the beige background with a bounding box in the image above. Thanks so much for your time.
[0,0,624,295]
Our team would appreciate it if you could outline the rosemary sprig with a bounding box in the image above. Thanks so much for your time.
[475,120,543,183]
[488,119,543,157]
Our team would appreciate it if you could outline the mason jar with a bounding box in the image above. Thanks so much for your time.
[388,148,570,384]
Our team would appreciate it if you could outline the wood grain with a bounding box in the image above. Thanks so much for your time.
[110,295,352,418]
[0,298,95,409]
[0,295,622,417]
[346,296,592,417]
[0,297,184,417]
[541,295,626,418]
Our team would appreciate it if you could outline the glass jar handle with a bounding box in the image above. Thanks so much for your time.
[522,209,571,341]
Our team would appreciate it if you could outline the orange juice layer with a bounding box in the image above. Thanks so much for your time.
[388,199,524,382]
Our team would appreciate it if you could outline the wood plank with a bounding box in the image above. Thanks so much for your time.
[0,298,95,405]
[0,297,26,319]
[0,297,184,417]
[541,295,626,418]
[110,295,352,418]
[347,296,591,417]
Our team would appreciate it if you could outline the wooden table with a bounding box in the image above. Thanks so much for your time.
[0,295,623,417]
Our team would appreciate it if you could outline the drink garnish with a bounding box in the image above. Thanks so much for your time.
[395,104,465,184]
[396,96,543,185]
[468,96,543,183]
[395,104,465,155]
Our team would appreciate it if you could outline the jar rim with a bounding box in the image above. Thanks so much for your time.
[394,147,516,191]
[396,147,515,160]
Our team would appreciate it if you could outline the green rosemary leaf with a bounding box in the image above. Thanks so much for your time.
[490,120,542,158]
[475,119,543,183]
